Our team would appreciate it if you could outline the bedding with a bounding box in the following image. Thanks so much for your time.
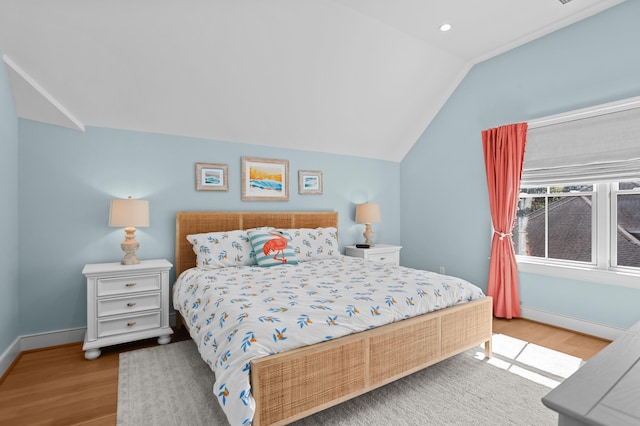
[173,255,486,426]
[285,227,340,262]
[187,229,259,269]
[247,229,299,266]
[186,226,338,269]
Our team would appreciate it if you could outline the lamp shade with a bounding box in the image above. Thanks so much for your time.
[109,197,149,228]
[355,203,381,224]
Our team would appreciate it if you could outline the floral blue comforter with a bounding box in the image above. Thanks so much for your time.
[173,256,485,425]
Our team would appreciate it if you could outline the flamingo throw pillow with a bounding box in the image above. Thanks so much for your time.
[247,229,299,267]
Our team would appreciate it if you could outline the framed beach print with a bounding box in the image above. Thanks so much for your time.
[298,170,323,194]
[196,163,228,191]
[241,157,289,201]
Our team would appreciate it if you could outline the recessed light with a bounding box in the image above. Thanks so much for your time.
[439,23,452,32]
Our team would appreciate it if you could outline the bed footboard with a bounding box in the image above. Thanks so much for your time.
[250,296,492,426]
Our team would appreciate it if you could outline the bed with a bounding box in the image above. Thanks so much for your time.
[173,211,493,426]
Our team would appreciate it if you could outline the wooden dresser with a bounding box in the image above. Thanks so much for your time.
[542,320,640,426]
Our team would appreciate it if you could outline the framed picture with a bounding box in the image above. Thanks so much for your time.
[298,170,323,194]
[241,157,289,201]
[196,163,228,191]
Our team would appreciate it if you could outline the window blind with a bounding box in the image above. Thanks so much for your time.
[522,97,640,186]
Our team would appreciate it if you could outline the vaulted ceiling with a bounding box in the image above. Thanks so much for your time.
[0,0,624,162]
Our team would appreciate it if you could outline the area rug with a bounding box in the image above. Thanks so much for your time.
[117,339,561,425]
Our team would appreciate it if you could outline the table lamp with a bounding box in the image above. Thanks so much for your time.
[355,203,381,246]
[109,196,149,265]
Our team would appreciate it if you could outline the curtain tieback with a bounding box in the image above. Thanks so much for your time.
[494,230,512,240]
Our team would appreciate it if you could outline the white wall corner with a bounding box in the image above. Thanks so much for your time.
[0,336,21,379]
[2,54,85,132]
[0,328,85,378]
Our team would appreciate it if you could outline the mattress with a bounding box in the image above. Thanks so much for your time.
[173,256,485,425]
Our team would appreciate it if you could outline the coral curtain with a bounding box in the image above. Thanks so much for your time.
[482,123,527,318]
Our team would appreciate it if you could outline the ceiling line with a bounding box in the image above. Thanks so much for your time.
[3,54,85,132]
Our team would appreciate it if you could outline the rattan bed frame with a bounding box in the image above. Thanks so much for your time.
[175,211,493,426]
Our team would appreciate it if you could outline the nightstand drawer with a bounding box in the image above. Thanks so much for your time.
[367,251,400,264]
[97,293,161,317]
[97,311,161,338]
[97,274,160,297]
[344,244,402,266]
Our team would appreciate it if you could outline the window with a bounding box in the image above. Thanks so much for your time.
[517,96,640,286]
[612,182,640,268]
[514,181,640,274]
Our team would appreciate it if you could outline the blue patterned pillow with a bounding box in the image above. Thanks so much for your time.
[247,229,299,267]
[187,229,258,269]
[285,227,340,262]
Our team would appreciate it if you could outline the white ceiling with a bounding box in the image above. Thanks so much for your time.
[0,0,624,162]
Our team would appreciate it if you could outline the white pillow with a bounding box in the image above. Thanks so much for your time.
[284,227,340,262]
[187,229,258,269]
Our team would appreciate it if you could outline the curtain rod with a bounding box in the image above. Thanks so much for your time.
[528,95,640,129]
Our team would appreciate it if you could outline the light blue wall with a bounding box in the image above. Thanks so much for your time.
[0,52,19,352]
[400,1,640,329]
[17,121,400,335]
[7,1,640,351]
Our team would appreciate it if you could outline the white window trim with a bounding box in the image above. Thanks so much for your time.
[610,183,640,268]
[516,182,640,290]
[516,258,640,289]
[516,97,640,290]
[596,183,609,270]
[528,95,640,129]
[516,186,596,263]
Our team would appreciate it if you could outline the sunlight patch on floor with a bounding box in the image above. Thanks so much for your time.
[474,334,584,389]
[517,342,583,378]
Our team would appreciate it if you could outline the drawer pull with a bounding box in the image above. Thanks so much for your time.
[379,257,386,261]
[127,322,137,327]
[125,283,137,287]
[126,302,137,307]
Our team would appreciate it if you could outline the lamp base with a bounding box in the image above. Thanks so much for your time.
[120,242,140,265]
[363,223,375,247]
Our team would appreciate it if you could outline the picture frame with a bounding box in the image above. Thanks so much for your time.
[298,170,323,194]
[241,157,289,201]
[196,163,228,191]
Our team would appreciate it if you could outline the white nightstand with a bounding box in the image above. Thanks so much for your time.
[344,244,402,266]
[82,259,173,360]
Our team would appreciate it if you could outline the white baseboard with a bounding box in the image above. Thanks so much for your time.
[521,306,625,341]
[0,327,85,378]
[0,336,21,379]
[1,314,179,378]
[20,327,86,351]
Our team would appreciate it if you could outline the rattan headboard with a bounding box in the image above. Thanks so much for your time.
[175,211,339,276]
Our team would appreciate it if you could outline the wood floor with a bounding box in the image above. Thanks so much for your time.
[0,318,610,426]
[492,318,610,361]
